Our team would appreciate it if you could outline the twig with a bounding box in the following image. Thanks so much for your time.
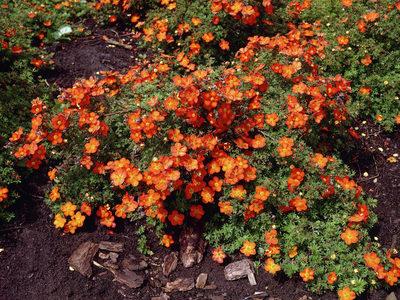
[102,36,133,50]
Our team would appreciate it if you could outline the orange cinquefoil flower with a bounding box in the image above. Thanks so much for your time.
[254,186,270,201]
[240,240,256,256]
[49,186,60,202]
[337,35,349,46]
[190,204,205,220]
[277,137,294,157]
[202,32,214,43]
[338,287,356,300]
[364,252,381,270]
[289,196,308,212]
[61,201,77,217]
[265,113,279,127]
[48,168,57,181]
[162,234,174,247]
[219,39,230,50]
[327,272,337,284]
[80,202,92,216]
[311,153,328,169]
[340,228,359,245]
[212,246,226,264]
[84,138,100,154]
[53,213,66,229]
[264,258,281,275]
[300,268,314,282]
[168,210,185,226]
[0,187,9,202]
[230,185,247,200]
[218,201,233,215]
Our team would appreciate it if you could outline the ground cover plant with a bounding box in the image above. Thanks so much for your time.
[1,0,400,299]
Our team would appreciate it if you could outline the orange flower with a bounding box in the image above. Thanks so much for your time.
[359,86,371,95]
[168,210,185,226]
[340,228,359,245]
[337,35,349,46]
[289,196,308,212]
[338,287,356,300]
[212,246,226,264]
[201,187,215,203]
[80,202,92,216]
[49,186,60,202]
[277,137,294,157]
[299,268,314,282]
[363,12,379,22]
[0,187,9,202]
[9,127,23,142]
[219,39,230,50]
[202,32,214,43]
[61,201,77,217]
[218,201,233,215]
[84,138,100,154]
[48,168,57,181]
[265,113,279,127]
[191,17,202,26]
[288,246,298,258]
[190,204,205,220]
[327,272,337,284]
[254,186,270,201]
[240,240,256,256]
[264,258,281,275]
[311,153,328,169]
[361,54,372,66]
[341,0,352,7]
[53,213,66,229]
[162,234,174,247]
[364,252,381,270]
[265,229,278,245]
[230,185,247,200]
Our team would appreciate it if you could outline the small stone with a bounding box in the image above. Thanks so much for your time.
[224,259,254,281]
[103,260,119,270]
[68,241,99,277]
[98,252,109,260]
[179,227,206,268]
[373,178,378,183]
[113,269,144,289]
[162,252,178,276]
[196,273,208,289]
[164,278,195,292]
[109,252,119,263]
[363,172,369,177]
[378,147,384,152]
[99,241,124,253]
[204,284,217,290]
[386,292,397,300]
[122,255,148,271]
[247,272,257,286]
[151,293,170,300]
[209,295,224,300]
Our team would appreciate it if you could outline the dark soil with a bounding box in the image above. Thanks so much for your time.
[1,29,399,300]
[43,22,144,88]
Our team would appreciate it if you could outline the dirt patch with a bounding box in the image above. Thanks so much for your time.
[343,121,400,250]
[43,25,143,88]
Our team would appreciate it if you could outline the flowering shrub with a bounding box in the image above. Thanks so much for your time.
[276,0,400,129]
[8,14,400,296]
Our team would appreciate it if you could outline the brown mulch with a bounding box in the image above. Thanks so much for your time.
[1,29,399,300]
